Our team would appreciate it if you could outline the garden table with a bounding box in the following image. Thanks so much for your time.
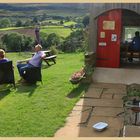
[32,50,57,66]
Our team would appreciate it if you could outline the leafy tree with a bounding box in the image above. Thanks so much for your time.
[0,41,7,51]
[1,33,34,52]
[46,33,60,48]
[24,19,32,26]
[82,15,89,28]
[22,35,34,51]
[2,33,23,51]
[41,13,47,21]
[60,20,64,25]
[15,20,22,27]
[32,17,38,24]
[75,23,84,28]
[0,18,11,28]
[38,32,48,48]
[70,24,74,31]
[61,30,85,52]
[65,16,71,22]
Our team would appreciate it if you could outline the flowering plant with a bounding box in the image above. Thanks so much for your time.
[71,68,85,80]
[70,68,85,84]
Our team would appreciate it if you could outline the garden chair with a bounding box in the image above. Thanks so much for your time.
[22,67,42,84]
[0,61,15,88]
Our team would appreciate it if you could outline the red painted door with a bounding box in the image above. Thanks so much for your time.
[96,9,122,68]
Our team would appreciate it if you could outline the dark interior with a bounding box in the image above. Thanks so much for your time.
[120,9,140,69]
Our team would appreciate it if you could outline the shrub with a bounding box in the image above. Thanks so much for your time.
[46,33,60,48]
[0,41,7,51]
[61,30,85,52]
[0,18,11,28]
[50,45,58,55]
[1,33,34,52]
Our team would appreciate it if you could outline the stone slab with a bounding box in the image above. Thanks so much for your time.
[78,126,120,137]
[88,116,124,129]
[113,94,126,99]
[92,107,124,117]
[72,105,92,111]
[68,109,92,124]
[76,98,123,108]
[103,88,127,95]
[90,82,126,89]
[78,116,124,137]
[101,93,114,99]
[83,87,103,98]
[123,125,140,137]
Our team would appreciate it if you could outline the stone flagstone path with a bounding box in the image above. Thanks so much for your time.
[55,82,127,137]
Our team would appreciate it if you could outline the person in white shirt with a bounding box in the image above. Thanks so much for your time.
[17,44,46,81]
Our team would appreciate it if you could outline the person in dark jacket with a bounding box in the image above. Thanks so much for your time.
[128,31,140,62]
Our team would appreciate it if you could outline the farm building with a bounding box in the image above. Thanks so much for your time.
[88,3,140,68]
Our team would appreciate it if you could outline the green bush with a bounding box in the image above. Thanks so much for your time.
[40,33,61,49]
[0,42,7,51]
[61,30,85,52]
[46,33,60,48]
[1,33,34,52]
[50,45,58,55]
[0,18,11,28]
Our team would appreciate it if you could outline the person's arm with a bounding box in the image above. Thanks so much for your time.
[40,51,46,60]
[17,58,31,63]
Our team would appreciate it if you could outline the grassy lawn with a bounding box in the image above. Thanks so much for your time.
[41,26,72,38]
[0,52,89,136]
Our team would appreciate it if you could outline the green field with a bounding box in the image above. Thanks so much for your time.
[64,21,77,26]
[0,52,89,136]
[0,27,27,31]
[41,26,73,38]
[0,26,72,39]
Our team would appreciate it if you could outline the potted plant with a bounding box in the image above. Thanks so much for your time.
[69,68,85,84]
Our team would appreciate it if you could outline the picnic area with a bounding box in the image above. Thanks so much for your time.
[0,52,88,136]
[0,3,140,138]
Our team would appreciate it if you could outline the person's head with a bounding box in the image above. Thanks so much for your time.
[34,44,42,52]
[0,49,5,59]
[135,31,139,37]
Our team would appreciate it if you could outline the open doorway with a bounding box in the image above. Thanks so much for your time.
[120,10,140,69]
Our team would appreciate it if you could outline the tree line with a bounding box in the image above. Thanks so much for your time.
[0,29,89,53]
[0,15,89,53]
[0,15,89,28]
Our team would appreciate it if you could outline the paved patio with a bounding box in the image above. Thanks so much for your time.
[55,67,140,137]
[55,82,126,137]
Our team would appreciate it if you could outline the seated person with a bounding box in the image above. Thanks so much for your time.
[0,49,9,63]
[128,31,140,62]
[17,44,46,82]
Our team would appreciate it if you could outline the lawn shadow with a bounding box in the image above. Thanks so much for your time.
[67,83,90,98]
[15,83,39,97]
[41,64,50,69]
[0,89,11,100]
[41,63,55,69]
